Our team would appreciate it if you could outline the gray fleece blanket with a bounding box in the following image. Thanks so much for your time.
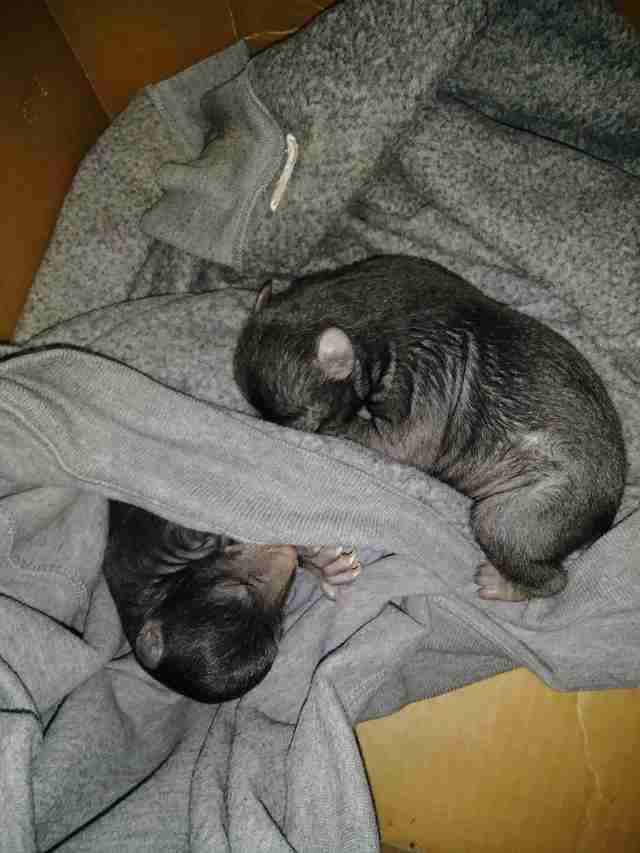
[3,0,640,850]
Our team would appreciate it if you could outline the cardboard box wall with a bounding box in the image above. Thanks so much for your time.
[2,1,639,851]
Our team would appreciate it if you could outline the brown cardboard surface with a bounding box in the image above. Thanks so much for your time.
[45,0,237,117]
[0,0,107,341]
[358,669,640,853]
[2,1,640,849]
[616,0,640,27]
[44,0,337,117]
[230,0,336,50]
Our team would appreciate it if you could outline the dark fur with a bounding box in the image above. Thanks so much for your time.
[234,255,626,600]
[103,501,292,703]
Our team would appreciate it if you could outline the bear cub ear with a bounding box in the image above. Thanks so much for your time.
[315,327,355,380]
[135,619,165,669]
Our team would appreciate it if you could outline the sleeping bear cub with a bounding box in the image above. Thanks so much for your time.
[234,255,626,602]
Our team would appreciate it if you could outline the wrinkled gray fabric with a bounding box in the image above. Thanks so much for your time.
[5,0,640,850]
